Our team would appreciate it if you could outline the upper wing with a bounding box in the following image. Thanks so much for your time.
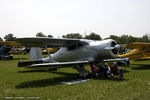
[127,42,150,49]
[15,37,80,48]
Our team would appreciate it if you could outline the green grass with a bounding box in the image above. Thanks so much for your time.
[0,54,150,100]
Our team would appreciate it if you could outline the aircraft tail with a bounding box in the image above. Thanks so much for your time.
[29,47,43,61]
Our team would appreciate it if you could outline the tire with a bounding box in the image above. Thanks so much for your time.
[119,72,123,78]
[10,56,13,60]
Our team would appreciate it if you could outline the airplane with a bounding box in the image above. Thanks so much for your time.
[0,41,58,54]
[0,45,13,60]
[15,37,123,78]
[117,42,150,60]
[41,48,59,54]
[0,41,22,47]
[0,41,30,54]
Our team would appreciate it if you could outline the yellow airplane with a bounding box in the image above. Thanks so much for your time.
[0,41,22,47]
[0,41,59,54]
[117,42,150,60]
[41,48,59,54]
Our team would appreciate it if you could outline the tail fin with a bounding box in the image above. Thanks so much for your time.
[29,47,43,61]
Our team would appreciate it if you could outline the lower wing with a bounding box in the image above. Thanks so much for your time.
[18,58,125,70]
[18,61,90,70]
[103,58,126,62]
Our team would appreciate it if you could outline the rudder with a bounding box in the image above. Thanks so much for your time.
[29,47,43,61]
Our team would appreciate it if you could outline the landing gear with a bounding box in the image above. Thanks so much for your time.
[118,69,123,79]
[75,65,91,79]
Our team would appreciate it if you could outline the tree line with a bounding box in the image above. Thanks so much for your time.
[1,32,150,44]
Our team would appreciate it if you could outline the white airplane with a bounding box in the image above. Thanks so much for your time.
[16,37,122,78]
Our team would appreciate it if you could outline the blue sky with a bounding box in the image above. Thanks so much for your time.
[0,0,150,39]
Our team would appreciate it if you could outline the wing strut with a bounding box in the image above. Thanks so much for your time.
[45,44,54,63]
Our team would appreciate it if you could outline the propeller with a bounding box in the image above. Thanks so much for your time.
[105,44,120,50]
[105,44,120,55]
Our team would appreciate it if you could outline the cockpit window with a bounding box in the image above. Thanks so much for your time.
[81,41,89,45]
[67,41,89,51]
[67,44,77,50]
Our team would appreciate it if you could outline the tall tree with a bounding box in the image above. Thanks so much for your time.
[142,34,150,43]
[36,32,46,37]
[107,34,150,44]
[0,37,3,41]
[109,35,119,42]
[128,35,136,43]
[62,33,82,39]
[4,33,16,41]
[47,34,53,38]
[84,32,102,40]
[119,35,129,44]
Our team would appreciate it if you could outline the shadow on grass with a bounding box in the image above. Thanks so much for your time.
[13,58,28,60]
[18,70,51,73]
[121,69,130,73]
[0,58,27,61]
[16,71,128,89]
[108,78,128,81]
[92,77,128,82]
[1,58,28,61]
[16,72,79,89]
[131,65,150,70]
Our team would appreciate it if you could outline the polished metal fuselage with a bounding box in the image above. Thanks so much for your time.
[43,39,118,63]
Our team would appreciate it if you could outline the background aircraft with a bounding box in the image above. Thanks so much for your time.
[0,41,29,56]
[0,41,21,47]
[16,37,122,78]
[0,41,59,54]
[0,41,21,59]
[0,45,13,60]
[41,48,59,54]
[117,42,150,60]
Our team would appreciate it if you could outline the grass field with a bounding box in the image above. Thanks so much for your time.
[0,54,150,100]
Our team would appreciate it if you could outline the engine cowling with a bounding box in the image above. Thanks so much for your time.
[93,39,120,59]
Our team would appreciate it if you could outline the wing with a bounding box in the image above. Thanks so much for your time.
[103,58,126,62]
[18,61,90,69]
[18,59,125,69]
[0,41,21,46]
[127,42,150,49]
[134,57,150,60]
[15,37,80,48]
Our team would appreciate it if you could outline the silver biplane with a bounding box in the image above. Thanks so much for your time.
[16,37,122,78]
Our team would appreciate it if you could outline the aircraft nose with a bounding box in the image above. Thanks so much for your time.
[103,40,120,56]
[105,42,120,50]
[111,43,120,55]
[115,44,120,49]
